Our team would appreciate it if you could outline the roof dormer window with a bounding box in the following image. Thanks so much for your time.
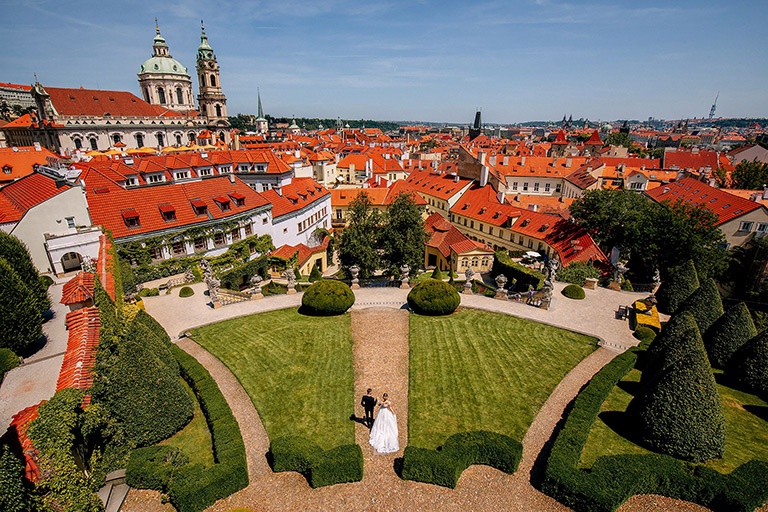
[122,209,140,227]
[214,196,231,211]
[228,192,246,207]
[2,165,11,175]
[191,199,208,215]
[521,218,531,227]
[159,204,176,221]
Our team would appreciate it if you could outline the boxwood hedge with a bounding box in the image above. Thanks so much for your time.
[401,431,522,488]
[268,436,363,488]
[655,259,699,315]
[727,330,768,401]
[178,286,195,298]
[705,302,758,369]
[491,251,546,292]
[540,342,768,511]
[300,279,355,316]
[407,279,461,316]
[562,284,586,300]
[679,278,724,335]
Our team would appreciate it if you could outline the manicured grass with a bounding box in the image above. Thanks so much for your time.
[409,309,598,449]
[189,308,354,449]
[159,379,215,468]
[580,368,768,473]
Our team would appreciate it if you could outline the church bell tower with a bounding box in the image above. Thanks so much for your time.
[196,20,229,133]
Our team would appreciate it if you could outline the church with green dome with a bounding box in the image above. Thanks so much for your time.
[138,21,197,112]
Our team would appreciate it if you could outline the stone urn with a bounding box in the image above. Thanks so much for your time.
[400,263,411,289]
[494,274,508,300]
[350,265,360,290]
[463,267,475,295]
[250,274,263,300]
[283,268,297,295]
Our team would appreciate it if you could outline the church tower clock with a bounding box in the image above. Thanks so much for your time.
[196,20,229,138]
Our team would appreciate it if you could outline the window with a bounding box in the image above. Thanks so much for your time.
[158,87,166,104]
[150,247,163,260]
[479,224,484,232]
[136,134,144,147]
[143,88,150,102]
[336,209,343,219]
[244,224,253,236]
[528,239,534,248]
[176,134,182,145]
[470,220,474,229]
[194,238,207,251]
[188,132,195,142]
[175,171,189,180]
[518,235,523,244]
[125,217,139,227]
[630,182,643,190]
[757,223,768,237]
[215,104,222,117]
[172,241,185,255]
[544,183,550,193]
[213,233,226,246]
[555,183,562,193]
[512,181,518,191]
[199,168,212,177]
[112,134,121,144]
[176,87,183,104]
[488,227,493,236]
[147,174,164,184]
[156,133,165,147]
[533,182,539,192]
[262,217,268,225]
[89,138,98,151]
[65,217,76,228]
[160,205,176,221]
[231,229,241,242]
[200,74,206,87]
[739,221,754,232]
[523,182,529,191]
[210,75,216,87]
[74,138,82,149]
[256,164,266,172]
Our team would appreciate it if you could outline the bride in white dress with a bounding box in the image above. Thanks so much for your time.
[369,393,399,453]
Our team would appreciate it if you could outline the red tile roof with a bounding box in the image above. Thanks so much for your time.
[260,178,329,219]
[585,130,602,145]
[9,402,42,483]
[57,308,100,404]
[82,170,269,239]
[425,213,491,258]
[60,272,95,305]
[271,237,329,267]
[45,87,183,118]
[663,149,721,171]
[645,177,764,225]
[0,146,62,183]
[0,82,32,91]
[405,168,473,201]
[0,172,71,223]
[553,130,568,144]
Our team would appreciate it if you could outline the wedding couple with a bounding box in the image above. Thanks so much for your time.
[361,389,399,454]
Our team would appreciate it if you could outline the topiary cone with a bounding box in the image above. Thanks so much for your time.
[705,302,757,369]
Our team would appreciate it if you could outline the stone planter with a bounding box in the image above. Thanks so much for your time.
[584,277,598,290]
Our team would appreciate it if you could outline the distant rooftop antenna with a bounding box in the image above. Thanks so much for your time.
[709,92,719,119]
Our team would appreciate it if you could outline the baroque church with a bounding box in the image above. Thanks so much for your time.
[4,21,230,154]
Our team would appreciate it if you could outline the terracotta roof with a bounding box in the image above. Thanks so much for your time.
[405,168,473,201]
[260,177,329,219]
[0,82,32,91]
[0,146,62,183]
[552,130,568,144]
[425,213,492,258]
[271,237,329,266]
[9,402,42,483]
[45,86,182,117]
[585,130,602,145]
[57,308,100,402]
[82,170,269,239]
[495,155,588,178]
[645,176,764,225]
[564,160,603,190]
[506,194,575,215]
[0,172,71,223]
[663,149,721,171]
[60,272,95,305]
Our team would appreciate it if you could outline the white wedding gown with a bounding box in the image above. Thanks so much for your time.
[369,402,399,453]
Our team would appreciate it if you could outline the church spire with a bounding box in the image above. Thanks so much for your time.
[257,88,265,120]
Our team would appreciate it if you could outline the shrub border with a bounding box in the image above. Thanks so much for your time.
[268,435,363,488]
[401,430,522,488]
[540,344,768,512]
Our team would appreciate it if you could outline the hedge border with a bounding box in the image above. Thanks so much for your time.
[491,251,546,292]
[127,346,249,512]
[540,344,768,512]
[401,430,522,488]
[268,435,363,488]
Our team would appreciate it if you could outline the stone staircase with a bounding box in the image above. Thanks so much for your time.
[97,469,129,512]
[218,288,252,306]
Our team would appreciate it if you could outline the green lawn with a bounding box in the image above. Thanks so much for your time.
[189,308,354,449]
[159,379,215,468]
[409,309,598,449]
[579,369,768,473]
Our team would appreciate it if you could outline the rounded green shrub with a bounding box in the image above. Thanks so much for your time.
[430,266,443,280]
[656,259,699,315]
[137,287,160,297]
[633,326,657,344]
[178,286,195,298]
[38,275,54,289]
[301,279,355,316]
[561,284,585,300]
[705,302,758,369]
[407,279,460,316]
[727,330,768,400]
[308,264,322,282]
[556,261,600,287]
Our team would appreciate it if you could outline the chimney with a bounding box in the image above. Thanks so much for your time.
[528,204,538,212]
[497,190,505,203]
[478,151,487,165]
[454,174,460,183]
[552,156,558,167]
[228,174,235,184]
[34,142,42,152]
[480,165,489,187]
[489,154,497,166]
[763,184,768,200]
[692,147,699,154]
[521,156,526,166]
[376,174,381,186]
[503,155,509,166]
[565,157,572,168]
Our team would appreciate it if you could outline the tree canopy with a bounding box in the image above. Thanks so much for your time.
[379,192,428,276]
[337,192,382,279]
[0,232,50,312]
[730,160,768,190]
[0,258,43,354]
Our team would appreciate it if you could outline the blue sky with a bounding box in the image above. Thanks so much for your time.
[1,0,766,124]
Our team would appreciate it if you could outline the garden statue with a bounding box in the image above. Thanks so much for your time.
[206,275,221,308]
[200,259,212,280]
[184,268,195,283]
[494,274,508,300]
[81,255,96,273]
[463,267,475,294]
[547,255,560,281]
[400,263,411,289]
[250,274,263,299]
[613,261,628,283]
[350,264,360,290]
[283,268,297,294]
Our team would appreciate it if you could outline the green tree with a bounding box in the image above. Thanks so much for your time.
[727,330,768,400]
[655,259,699,315]
[605,132,633,148]
[679,278,724,335]
[705,302,758,369]
[380,192,428,276]
[730,160,768,190]
[0,232,50,312]
[0,259,43,353]
[337,192,381,278]
[0,445,29,512]
[642,311,702,385]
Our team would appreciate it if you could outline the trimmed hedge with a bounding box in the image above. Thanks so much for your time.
[642,312,702,386]
[655,259,699,315]
[127,346,249,512]
[562,284,585,300]
[680,278,724,335]
[430,266,443,280]
[401,430,522,488]
[633,326,656,344]
[0,445,29,512]
[540,339,768,511]
[556,261,600,287]
[308,264,322,282]
[705,302,758,369]
[179,286,195,298]
[39,274,54,289]
[269,436,363,488]
[491,251,546,292]
[0,258,43,354]
[407,279,461,316]
[727,330,768,401]
[300,279,355,316]
[137,287,160,297]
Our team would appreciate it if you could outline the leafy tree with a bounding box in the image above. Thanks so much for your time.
[0,232,50,312]
[727,330,768,400]
[0,100,12,121]
[630,312,726,462]
[380,193,428,276]
[605,132,633,148]
[655,259,699,315]
[705,302,758,369]
[679,278,724,335]
[0,445,29,512]
[730,160,768,190]
[337,192,381,278]
[0,258,43,353]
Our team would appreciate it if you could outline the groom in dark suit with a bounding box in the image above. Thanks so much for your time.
[361,388,377,428]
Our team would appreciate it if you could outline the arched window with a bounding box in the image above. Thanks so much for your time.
[143,88,150,102]
[112,134,121,144]
[74,138,82,149]
[176,87,183,104]
[175,134,182,145]
[218,131,225,142]
[188,132,195,142]
[136,133,144,147]
[200,74,206,87]
[157,87,166,104]
[156,133,165,147]
[215,104,222,117]
[210,75,216,87]
[89,138,98,150]
[471,257,479,267]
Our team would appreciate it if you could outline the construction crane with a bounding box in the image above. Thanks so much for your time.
[709,92,719,119]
